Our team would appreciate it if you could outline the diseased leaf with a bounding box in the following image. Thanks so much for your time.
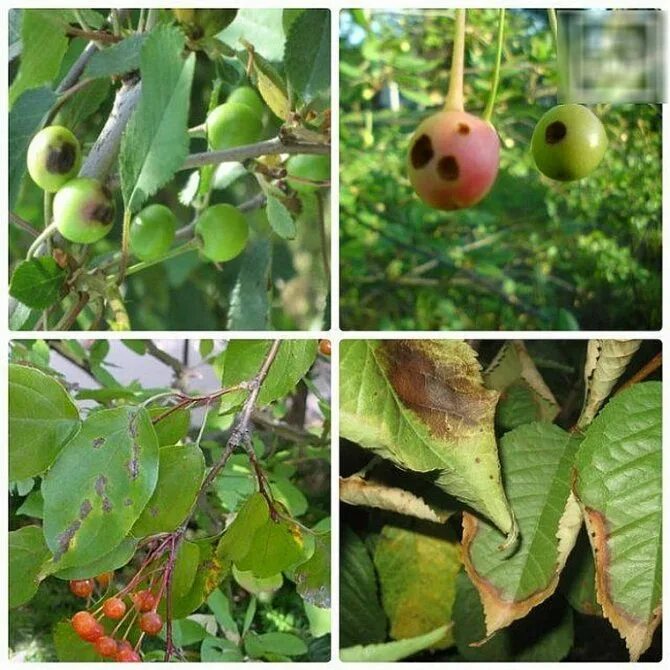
[340,527,386,647]
[573,382,661,661]
[50,537,137,581]
[484,341,559,429]
[340,340,516,541]
[132,445,204,536]
[453,570,574,662]
[9,258,66,310]
[462,422,581,636]
[374,523,460,647]
[9,525,50,608]
[293,531,330,607]
[341,625,450,662]
[560,528,603,617]
[119,25,195,212]
[576,339,642,430]
[340,473,454,524]
[9,364,80,481]
[42,406,159,570]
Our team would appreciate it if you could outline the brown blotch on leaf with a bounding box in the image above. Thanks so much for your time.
[437,155,459,181]
[92,437,105,449]
[379,340,494,440]
[47,143,77,175]
[54,520,81,561]
[410,134,434,169]
[102,496,113,513]
[124,498,133,507]
[545,120,567,144]
[475,457,481,463]
[457,123,470,135]
[79,499,93,519]
[95,475,107,496]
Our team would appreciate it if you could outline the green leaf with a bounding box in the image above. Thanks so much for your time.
[576,339,642,430]
[340,527,386,647]
[42,406,159,570]
[340,340,516,539]
[9,298,41,331]
[16,490,44,519]
[304,602,331,638]
[244,631,307,659]
[149,407,191,445]
[57,78,110,132]
[266,195,297,239]
[206,589,239,639]
[453,571,574,662]
[219,9,286,61]
[285,10,330,102]
[293,531,330,607]
[9,364,80,481]
[212,455,255,512]
[85,34,146,78]
[227,239,272,330]
[216,493,270,563]
[9,10,68,106]
[235,515,305,578]
[9,86,56,209]
[50,537,137,581]
[173,540,201,599]
[53,620,99,661]
[462,422,581,635]
[560,529,603,617]
[166,619,209,647]
[574,382,661,661]
[201,637,244,661]
[132,445,204,536]
[270,476,308,517]
[119,25,195,212]
[374,523,460,647]
[9,525,50,608]
[341,625,450,662]
[9,258,67,310]
[233,565,283,594]
[219,340,318,413]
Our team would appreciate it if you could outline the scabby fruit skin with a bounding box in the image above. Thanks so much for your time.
[407,110,500,210]
[27,126,82,192]
[53,178,115,244]
[227,86,265,120]
[129,204,177,261]
[195,204,249,262]
[207,102,263,150]
[531,104,607,181]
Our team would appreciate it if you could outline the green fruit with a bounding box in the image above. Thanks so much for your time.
[129,204,177,261]
[227,86,265,120]
[286,154,331,193]
[27,125,81,192]
[195,204,249,262]
[173,9,238,40]
[531,104,607,181]
[207,102,263,151]
[53,178,115,244]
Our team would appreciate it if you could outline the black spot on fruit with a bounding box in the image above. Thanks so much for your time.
[457,123,470,135]
[545,120,567,144]
[437,155,459,181]
[411,134,434,169]
[47,143,78,175]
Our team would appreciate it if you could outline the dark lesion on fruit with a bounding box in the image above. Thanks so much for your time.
[457,123,470,135]
[410,134,434,169]
[545,120,567,144]
[437,155,459,181]
[46,143,77,174]
[84,202,115,226]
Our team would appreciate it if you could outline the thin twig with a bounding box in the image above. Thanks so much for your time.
[616,352,662,394]
[145,340,185,377]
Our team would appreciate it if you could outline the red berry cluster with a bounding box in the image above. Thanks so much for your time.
[69,575,164,662]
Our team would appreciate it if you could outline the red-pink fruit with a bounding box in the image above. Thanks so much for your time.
[407,110,500,210]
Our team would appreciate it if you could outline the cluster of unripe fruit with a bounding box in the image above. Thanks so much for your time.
[408,103,608,211]
[68,575,162,662]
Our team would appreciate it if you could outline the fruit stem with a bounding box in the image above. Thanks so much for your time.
[122,238,200,278]
[26,222,58,259]
[443,9,466,112]
[483,9,506,124]
[116,209,132,285]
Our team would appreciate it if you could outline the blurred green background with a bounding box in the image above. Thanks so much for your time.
[339,9,661,331]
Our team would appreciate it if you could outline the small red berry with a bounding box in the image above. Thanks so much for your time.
[96,571,114,589]
[94,636,118,658]
[132,589,157,612]
[69,579,94,598]
[319,339,331,356]
[116,646,141,662]
[102,596,127,620]
[71,610,104,642]
[139,611,163,635]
